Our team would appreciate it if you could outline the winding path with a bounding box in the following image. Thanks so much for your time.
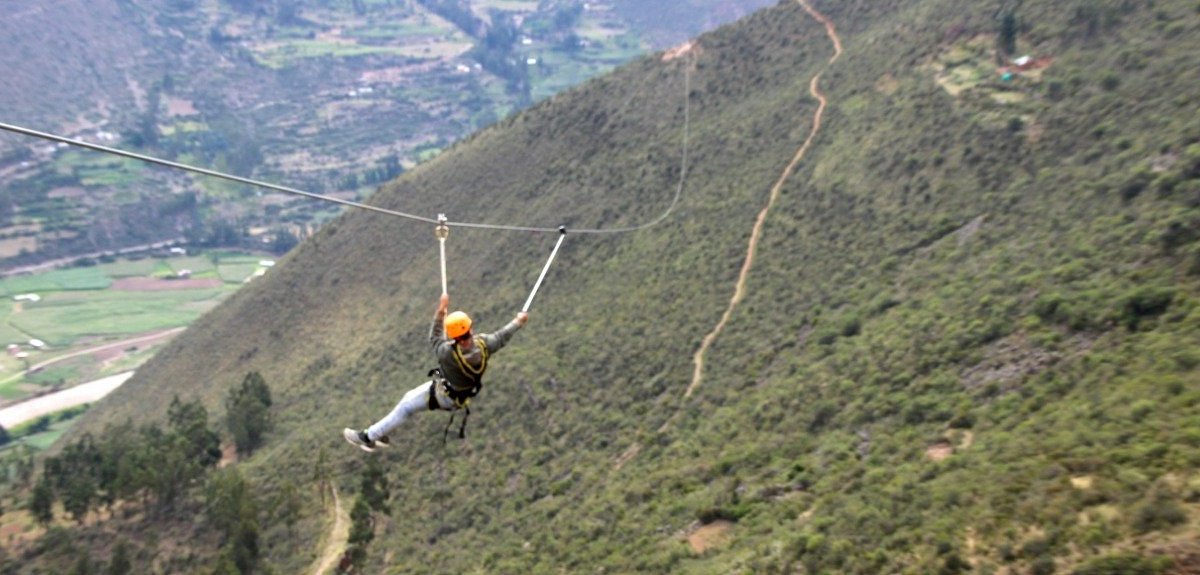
[685,0,841,399]
[618,0,843,467]
[311,483,350,575]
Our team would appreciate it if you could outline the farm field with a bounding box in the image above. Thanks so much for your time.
[0,250,273,403]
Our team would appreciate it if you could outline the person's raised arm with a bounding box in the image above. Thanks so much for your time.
[430,294,449,349]
[483,311,529,353]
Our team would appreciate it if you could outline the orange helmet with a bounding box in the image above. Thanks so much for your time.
[445,311,472,340]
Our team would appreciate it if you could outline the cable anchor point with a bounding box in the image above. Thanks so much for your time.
[435,213,450,240]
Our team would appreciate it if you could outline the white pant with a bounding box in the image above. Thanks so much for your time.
[365,380,456,441]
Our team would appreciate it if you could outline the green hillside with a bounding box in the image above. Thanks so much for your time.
[10,0,1200,573]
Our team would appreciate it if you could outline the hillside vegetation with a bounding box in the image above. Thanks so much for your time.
[9,0,1200,573]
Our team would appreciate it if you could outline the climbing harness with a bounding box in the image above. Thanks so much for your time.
[450,336,489,384]
[426,334,486,444]
[425,367,477,443]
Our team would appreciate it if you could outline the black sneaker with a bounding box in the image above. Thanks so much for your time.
[342,428,376,452]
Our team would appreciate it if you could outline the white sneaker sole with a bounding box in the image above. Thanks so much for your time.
[342,428,375,452]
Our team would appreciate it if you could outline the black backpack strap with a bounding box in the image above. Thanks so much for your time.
[441,406,471,446]
[427,368,443,411]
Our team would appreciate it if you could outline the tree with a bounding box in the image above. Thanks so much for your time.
[313,446,331,506]
[205,468,260,573]
[360,457,390,513]
[29,478,54,525]
[168,396,222,467]
[108,540,132,575]
[208,549,240,575]
[225,372,273,454]
[63,474,96,524]
[268,227,299,255]
[29,416,51,434]
[0,424,10,447]
[275,480,303,539]
[343,495,374,571]
[997,10,1018,57]
[71,554,93,575]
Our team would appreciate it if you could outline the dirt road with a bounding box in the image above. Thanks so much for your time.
[0,371,133,428]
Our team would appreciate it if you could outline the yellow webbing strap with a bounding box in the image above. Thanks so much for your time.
[451,337,489,379]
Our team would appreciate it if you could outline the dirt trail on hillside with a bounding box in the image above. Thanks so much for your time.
[686,0,842,401]
[616,0,843,468]
[311,483,350,575]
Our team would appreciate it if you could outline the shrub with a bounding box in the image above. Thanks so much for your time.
[1031,555,1057,575]
[1071,553,1170,575]
[1034,293,1066,323]
[1131,494,1188,533]
[1119,169,1153,201]
[1129,400,1156,422]
[1100,73,1120,91]
[1120,287,1174,330]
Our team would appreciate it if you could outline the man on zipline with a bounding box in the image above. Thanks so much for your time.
[343,293,529,452]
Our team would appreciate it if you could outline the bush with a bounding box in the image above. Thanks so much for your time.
[1129,400,1156,422]
[1031,555,1057,575]
[1100,73,1120,91]
[696,506,741,524]
[1071,553,1170,575]
[1131,494,1188,533]
[1120,287,1174,330]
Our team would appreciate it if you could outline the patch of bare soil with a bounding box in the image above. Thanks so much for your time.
[111,277,223,291]
[217,443,238,468]
[47,186,87,199]
[166,97,198,117]
[662,41,695,61]
[687,520,733,554]
[926,441,954,461]
[960,332,1093,393]
[875,73,899,95]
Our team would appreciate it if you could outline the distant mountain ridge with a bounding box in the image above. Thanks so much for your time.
[0,0,773,269]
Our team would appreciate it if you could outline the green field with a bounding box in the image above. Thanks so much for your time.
[9,288,230,345]
[0,251,259,405]
[254,41,433,69]
[0,267,112,295]
[344,22,448,39]
[215,256,266,283]
[166,256,217,275]
[2,251,262,347]
[54,153,145,186]
[97,258,164,278]
[17,418,75,451]
[0,303,29,344]
[25,363,81,387]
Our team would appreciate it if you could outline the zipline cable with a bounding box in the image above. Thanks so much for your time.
[0,53,692,235]
[0,121,441,226]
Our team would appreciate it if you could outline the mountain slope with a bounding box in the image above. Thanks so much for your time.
[46,0,1200,573]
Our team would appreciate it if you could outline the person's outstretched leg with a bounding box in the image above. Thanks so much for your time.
[344,380,438,451]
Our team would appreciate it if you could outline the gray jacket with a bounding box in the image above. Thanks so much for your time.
[430,309,522,393]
